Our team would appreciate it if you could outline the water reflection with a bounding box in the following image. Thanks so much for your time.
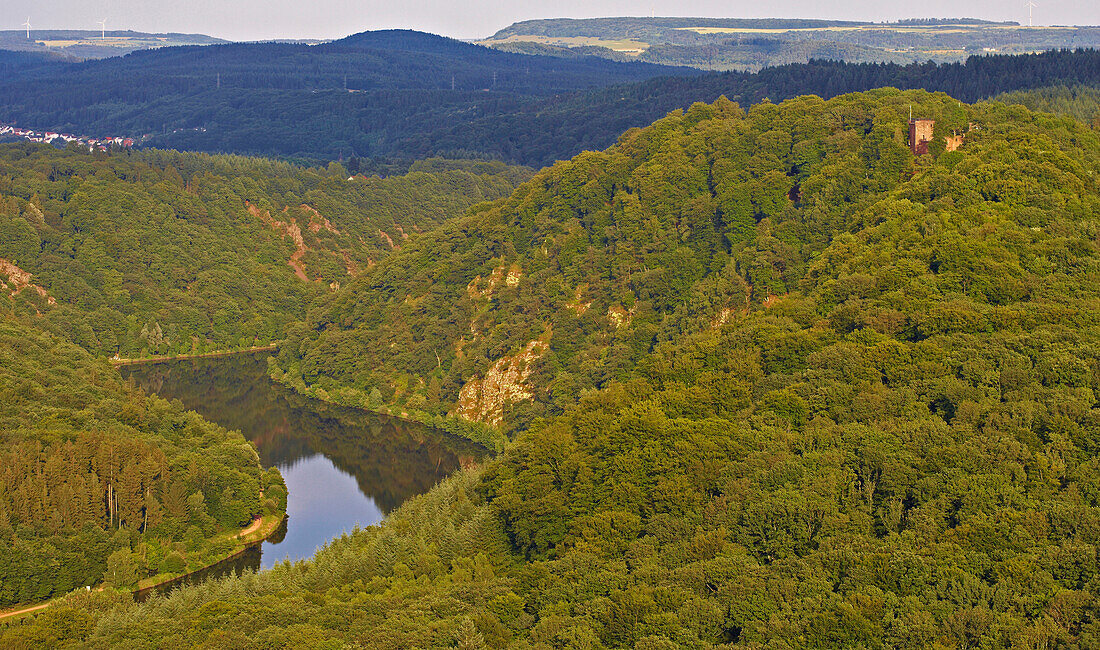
[120,353,486,582]
[267,454,384,568]
[134,544,262,602]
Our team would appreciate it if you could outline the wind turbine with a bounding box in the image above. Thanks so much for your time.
[1025,0,1038,27]
[98,19,107,39]
[22,17,31,40]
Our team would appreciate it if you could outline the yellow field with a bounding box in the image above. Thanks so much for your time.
[36,37,176,49]
[479,34,649,54]
[677,24,1078,35]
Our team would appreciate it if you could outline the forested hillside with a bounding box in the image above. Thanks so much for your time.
[276,87,1100,436]
[996,85,1100,129]
[18,89,1100,647]
[0,50,66,78]
[3,43,1098,167]
[0,144,528,357]
[0,30,691,163]
[413,48,1100,167]
[0,316,285,609]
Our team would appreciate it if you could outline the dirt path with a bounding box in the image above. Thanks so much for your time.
[0,509,273,621]
[237,517,263,539]
[0,602,52,620]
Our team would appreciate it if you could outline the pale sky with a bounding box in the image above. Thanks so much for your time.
[4,0,1099,41]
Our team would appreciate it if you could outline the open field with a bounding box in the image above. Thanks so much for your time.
[477,34,649,54]
[0,30,226,59]
[483,19,1100,71]
[676,24,1085,34]
[35,37,172,48]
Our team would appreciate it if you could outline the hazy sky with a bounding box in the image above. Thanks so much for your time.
[5,0,1099,41]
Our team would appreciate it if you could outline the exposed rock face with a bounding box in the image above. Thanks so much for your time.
[300,204,341,235]
[504,266,522,288]
[246,201,311,281]
[607,304,634,329]
[378,230,398,250]
[713,307,735,329]
[342,251,362,277]
[566,284,592,315]
[468,263,522,300]
[247,201,360,281]
[0,259,55,305]
[455,332,550,426]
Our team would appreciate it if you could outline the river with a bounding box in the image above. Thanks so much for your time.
[119,352,486,595]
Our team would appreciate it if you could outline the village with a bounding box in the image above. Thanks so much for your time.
[0,123,134,150]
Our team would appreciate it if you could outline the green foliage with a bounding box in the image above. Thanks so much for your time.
[0,145,529,356]
[284,88,1087,439]
[995,84,1100,129]
[15,88,1100,648]
[0,317,275,607]
[103,549,138,589]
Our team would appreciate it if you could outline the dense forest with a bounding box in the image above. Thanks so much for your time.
[995,85,1100,129]
[0,50,66,78]
[412,49,1100,167]
[0,315,285,609]
[11,88,1100,647]
[0,30,692,163]
[0,144,529,357]
[3,40,1099,166]
[274,88,1100,436]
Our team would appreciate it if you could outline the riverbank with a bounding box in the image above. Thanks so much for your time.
[0,512,285,622]
[267,362,505,451]
[110,344,278,367]
[134,512,285,595]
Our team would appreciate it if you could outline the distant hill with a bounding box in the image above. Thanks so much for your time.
[0,29,695,163]
[2,34,1098,168]
[0,48,67,76]
[0,29,227,60]
[481,17,1100,71]
[398,48,1100,167]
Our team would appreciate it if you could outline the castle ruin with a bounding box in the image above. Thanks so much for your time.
[910,118,972,155]
[909,119,935,155]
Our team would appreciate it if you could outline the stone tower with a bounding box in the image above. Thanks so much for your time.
[909,119,934,155]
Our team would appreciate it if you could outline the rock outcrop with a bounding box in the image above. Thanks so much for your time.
[455,331,550,426]
[0,259,55,306]
[467,263,522,300]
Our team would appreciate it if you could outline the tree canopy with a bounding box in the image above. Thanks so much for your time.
[0,144,529,357]
[7,87,1100,648]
